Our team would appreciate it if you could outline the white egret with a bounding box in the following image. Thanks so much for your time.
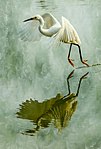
[19,13,89,67]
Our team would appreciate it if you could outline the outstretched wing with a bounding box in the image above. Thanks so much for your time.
[18,20,42,42]
[42,13,60,29]
[54,16,81,45]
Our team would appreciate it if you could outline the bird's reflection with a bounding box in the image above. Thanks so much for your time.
[16,70,89,135]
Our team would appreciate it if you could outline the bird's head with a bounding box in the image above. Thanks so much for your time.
[23,15,42,22]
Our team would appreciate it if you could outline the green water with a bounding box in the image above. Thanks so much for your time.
[0,0,101,149]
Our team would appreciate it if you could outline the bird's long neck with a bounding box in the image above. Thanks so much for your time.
[39,16,44,28]
[38,16,56,37]
[38,17,47,36]
[38,16,61,37]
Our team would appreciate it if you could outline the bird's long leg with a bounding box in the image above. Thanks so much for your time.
[67,70,75,95]
[63,70,74,99]
[75,44,89,67]
[68,43,75,67]
[76,72,89,96]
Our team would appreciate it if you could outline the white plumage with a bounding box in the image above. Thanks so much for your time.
[19,13,89,67]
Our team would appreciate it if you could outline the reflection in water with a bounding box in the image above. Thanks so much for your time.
[16,70,89,136]
[36,0,57,10]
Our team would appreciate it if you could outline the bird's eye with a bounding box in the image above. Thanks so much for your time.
[34,17,37,19]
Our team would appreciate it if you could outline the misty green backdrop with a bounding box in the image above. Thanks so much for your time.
[0,0,101,149]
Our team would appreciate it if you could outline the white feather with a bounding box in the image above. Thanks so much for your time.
[18,20,42,42]
[18,13,80,45]
[53,16,81,45]
[42,13,59,29]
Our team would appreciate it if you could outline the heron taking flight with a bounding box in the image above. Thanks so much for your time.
[19,13,89,67]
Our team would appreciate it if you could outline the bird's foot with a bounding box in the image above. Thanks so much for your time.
[68,58,75,67]
[81,59,89,67]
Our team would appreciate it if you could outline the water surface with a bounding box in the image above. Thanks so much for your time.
[0,0,101,149]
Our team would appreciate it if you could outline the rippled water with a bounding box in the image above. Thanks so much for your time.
[0,0,101,149]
